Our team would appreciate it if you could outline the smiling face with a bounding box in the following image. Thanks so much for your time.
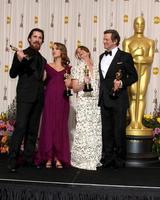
[103,33,117,50]
[79,49,90,60]
[28,31,43,50]
[75,46,91,61]
[75,47,82,59]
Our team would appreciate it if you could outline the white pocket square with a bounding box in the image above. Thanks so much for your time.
[117,62,123,65]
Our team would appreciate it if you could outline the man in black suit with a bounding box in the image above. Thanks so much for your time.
[98,29,138,168]
[8,28,47,172]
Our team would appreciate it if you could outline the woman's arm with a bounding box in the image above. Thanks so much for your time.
[72,79,84,93]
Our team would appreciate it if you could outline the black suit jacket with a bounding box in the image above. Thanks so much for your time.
[98,49,138,108]
[10,47,47,103]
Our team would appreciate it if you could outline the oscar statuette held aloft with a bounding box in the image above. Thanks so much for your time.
[10,45,31,60]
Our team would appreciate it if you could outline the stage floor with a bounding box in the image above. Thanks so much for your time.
[0,154,160,187]
[0,155,160,200]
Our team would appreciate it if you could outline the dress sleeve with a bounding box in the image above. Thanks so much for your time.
[71,64,79,80]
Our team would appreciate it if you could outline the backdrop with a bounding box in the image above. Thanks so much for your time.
[0,0,160,115]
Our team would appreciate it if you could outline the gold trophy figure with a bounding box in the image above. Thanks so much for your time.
[123,16,155,135]
[110,69,122,98]
[10,45,31,60]
[122,17,159,168]
[83,65,93,96]
[64,68,72,97]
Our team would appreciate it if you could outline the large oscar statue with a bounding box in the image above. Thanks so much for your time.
[123,16,159,167]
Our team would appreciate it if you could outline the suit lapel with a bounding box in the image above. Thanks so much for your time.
[99,53,105,79]
[29,52,45,80]
[40,56,46,79]
[35,53,46,80]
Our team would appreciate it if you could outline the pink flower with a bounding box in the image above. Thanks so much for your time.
[153,128,160,137]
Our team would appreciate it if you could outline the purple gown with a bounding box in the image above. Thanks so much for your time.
[35,64,70,166]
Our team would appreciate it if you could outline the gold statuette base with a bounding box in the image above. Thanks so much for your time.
[126,127,153,137]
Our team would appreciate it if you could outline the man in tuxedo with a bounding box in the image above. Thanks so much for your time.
[98,29,138,168]
[8,28,47,172]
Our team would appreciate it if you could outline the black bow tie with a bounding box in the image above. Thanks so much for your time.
[104,51,112,56]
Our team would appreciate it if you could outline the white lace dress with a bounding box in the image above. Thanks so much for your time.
[71,61,102,170]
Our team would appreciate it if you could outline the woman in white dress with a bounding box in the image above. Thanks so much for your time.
[71,46,102,170]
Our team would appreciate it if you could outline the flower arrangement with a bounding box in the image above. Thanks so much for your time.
[0,98,16,154]
[152,127,160,155]
[143,113,160,155]
[143,114,160,129]
[0,114,14,154]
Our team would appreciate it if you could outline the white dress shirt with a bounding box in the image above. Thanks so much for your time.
[100,47,118,78]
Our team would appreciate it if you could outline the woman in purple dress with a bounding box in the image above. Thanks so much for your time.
[35,42,71,168]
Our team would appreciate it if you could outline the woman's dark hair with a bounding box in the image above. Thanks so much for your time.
[54,42,70,66]
[27,28,44,43]
[103,29,120,46]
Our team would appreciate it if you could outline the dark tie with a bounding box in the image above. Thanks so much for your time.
[105,51,112,56]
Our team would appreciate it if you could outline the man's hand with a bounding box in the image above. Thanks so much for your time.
[113,79,121,91]
[16,50,27,62]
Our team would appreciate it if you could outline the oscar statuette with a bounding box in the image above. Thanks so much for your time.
[110,69,122,99]
[64,68,72,97]
[10,45,31,60]
[83,65,93,97]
